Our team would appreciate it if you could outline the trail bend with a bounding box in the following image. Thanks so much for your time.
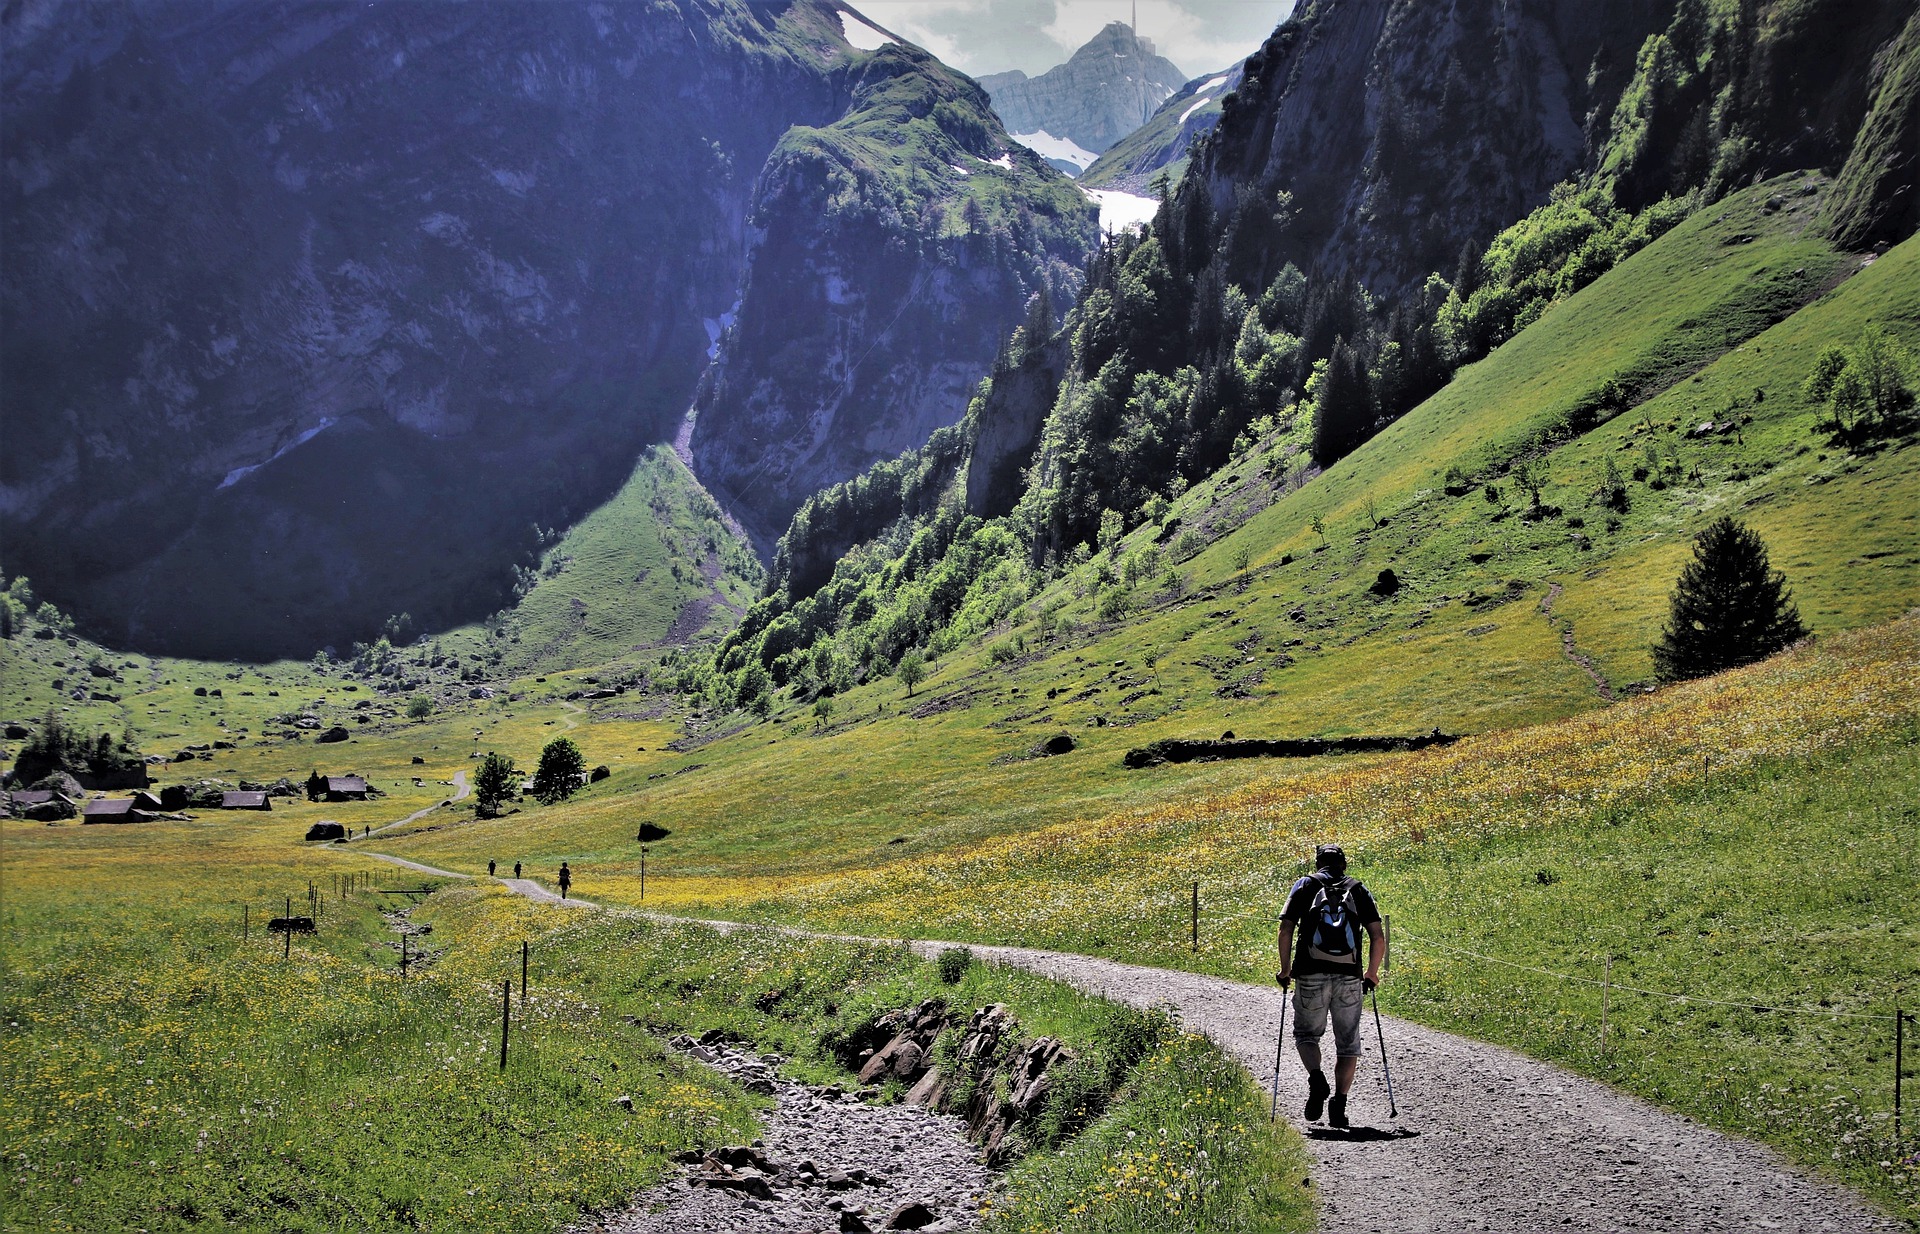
[345,850,1900,1233]
[358,770,470,840]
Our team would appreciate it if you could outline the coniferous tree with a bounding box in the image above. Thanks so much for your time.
[1310,339,1373,466]
[473,751,516,818]
[1652,517,1807,682]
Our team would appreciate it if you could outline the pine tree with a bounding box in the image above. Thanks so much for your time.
[1652,517,1807,682]
[1310,339,1373,466]
[474,751,516,818]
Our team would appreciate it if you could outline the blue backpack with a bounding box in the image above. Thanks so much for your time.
[1303,874,1361,965]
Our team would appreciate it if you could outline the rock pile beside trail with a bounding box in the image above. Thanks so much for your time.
[879,1003,1077,1165]
[590,1034,992,1234]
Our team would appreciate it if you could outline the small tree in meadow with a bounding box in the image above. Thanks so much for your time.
[1652,517,1807,683]
[473,751,517,818]
[406,695,434,721]
[531,737,585,805]
[1805,327,1915,442]
[896,650,926,696]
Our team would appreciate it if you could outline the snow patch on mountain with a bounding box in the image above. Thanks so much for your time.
[1010,130,1100,173]
[838,10,893,50]
[1082,187,1156,233]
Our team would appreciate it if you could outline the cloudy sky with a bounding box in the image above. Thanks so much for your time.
[849,0,1299,80]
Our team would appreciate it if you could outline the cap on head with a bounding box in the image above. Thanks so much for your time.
[1314,843,1347,871]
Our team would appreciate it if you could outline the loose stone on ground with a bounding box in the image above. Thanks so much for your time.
[586,1034,993,1234]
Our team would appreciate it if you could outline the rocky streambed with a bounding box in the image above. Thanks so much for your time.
[587,1031,994,1234]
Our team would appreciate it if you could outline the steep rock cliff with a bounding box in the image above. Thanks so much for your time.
[0,0,1091,658]
[1196,0,1673,295]
[689,43,1098,546]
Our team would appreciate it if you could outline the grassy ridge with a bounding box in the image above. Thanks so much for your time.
[436,446,761,675]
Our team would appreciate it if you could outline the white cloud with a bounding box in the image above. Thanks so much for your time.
[846,0,1295,79]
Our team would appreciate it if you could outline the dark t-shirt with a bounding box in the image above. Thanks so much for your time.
[1281,873,1382,978]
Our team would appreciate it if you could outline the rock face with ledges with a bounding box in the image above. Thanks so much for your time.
[1197,0,1672,295]
[1,0,1093,657]
[689,47,1096,546]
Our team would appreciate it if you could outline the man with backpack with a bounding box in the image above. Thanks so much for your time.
[1277,843,1385,1128]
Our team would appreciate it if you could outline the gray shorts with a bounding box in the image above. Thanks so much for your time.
[1291,974,1365,1059]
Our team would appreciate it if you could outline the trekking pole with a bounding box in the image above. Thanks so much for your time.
[1370,987,1399,1119]
[1271,984,1289,1123]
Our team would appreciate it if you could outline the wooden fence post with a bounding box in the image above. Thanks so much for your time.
[1601,957,1612,1052]
[1190,882,1198,952]
[1897,1007,1907,1145]
[521,940,528,1004]
[500,980,511,1070]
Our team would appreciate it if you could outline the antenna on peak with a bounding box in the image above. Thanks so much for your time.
[1131,0,1137,33]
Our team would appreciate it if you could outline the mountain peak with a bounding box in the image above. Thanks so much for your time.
[1077,21,1155,55]
[980,21,1187,161]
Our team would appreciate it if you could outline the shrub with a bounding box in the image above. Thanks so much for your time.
[895,650,926,696]
[406,696,434,720]
[935,946,973,984]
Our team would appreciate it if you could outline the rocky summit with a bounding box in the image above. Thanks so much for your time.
[978,22,1188,162]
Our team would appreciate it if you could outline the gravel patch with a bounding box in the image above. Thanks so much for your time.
[581,1037,992,1234]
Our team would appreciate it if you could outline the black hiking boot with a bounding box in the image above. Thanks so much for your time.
[1328,1094,1349,1129]
[1303,1070,1331,1121]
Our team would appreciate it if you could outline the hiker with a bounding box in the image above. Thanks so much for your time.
[513,861,522,879]
[557,861,572,900]
[1277,843,1385,1129]
[488,859,496,877]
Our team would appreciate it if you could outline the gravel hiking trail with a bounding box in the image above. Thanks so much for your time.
[354,854,1900,1233]
[358,770,469,840]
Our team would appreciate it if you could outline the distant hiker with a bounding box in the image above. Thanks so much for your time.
[1277,843,1385,1129]
[557,862,572,900]
[513,861,522,879]
[488,859,496,877]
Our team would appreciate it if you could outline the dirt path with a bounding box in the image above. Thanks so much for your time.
[1540,582,1618,702]
[558,700,584,731]
[348,858,1900,1233]
[358,770,469,840]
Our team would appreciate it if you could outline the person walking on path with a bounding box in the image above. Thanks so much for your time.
[557,862,572,900]
[488,859,496,877]
[1277,843,1385,1129]
[513,861,522,879]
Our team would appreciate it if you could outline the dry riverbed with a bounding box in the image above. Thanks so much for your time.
[580,1035,992,1234]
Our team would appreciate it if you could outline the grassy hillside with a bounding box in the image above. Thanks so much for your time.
[433,446,761,676]
[376,175,1919,889]
[421,615,1920,1220]
[0,804,1308,1234]
[1077,68,1235,194]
